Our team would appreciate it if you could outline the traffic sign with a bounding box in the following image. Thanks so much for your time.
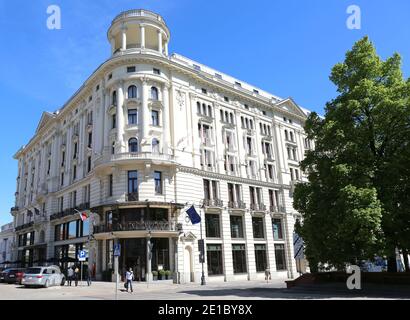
[78,250,87,262]
[114,244,121,257]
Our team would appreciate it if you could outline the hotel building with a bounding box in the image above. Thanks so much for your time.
[10,9,312,283]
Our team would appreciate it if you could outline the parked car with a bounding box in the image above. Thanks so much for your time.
[0,268,10,282]
[22,266,66,288]
[4,268,26,284]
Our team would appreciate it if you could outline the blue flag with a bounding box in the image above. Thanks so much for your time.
[186,206,201,225]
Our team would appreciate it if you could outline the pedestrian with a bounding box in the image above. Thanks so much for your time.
[125,268,134,293]
[86,267,92,286]
[74,266,80,287]
[67,267,74,286]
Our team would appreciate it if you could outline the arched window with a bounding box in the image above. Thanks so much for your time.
[112,91,117,105]
[197,102,201,115]
[202,104,207,115]
[285,130,289,141]
[230,113,234,124]
[151,87,159,100]
[128,85,137,99]
[208,105,212,118]
[290,131,294,142]
[128,138,139,153]
[152,139,160,153]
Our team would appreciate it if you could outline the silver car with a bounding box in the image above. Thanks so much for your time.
[21,266,66,288]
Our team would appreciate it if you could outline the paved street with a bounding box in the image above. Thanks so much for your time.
[0,279,409,300]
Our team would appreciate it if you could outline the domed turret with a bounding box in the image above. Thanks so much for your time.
[107,9,170,56]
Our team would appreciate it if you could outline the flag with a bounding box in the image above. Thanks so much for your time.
[34,208,40,216]
[186,206,201,225]
[75,209,88,222]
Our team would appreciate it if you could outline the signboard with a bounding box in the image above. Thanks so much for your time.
[78,250,87,262]
[293,233,305,260]
[114,244,121,257]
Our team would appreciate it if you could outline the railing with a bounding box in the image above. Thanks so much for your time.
[126,192,139,202]
[94,220,182,234]
[203,199,224,208]
[34,214,48,224]
[15,222,34,232]
[10,207,19,213]
[250,203,267,211]
[228,201,247,210]
[112,9,166,25]
[50,203,90,221]
[94,152,176,167]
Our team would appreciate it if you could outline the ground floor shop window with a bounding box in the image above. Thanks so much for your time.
[232,244,247,274]
[255,244,267,272]
[275,244,287,271]
[207,244,223,275]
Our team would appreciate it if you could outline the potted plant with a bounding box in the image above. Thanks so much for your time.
[158,269,166,280]
[152,271,158,281]
[165,270,172,280]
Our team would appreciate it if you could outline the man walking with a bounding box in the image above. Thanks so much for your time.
[86,267,92,286]
[74,266,80,287]
[67,267,74,286]
[125,268,134,293]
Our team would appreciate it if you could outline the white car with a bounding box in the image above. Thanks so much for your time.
[21,266,66,288]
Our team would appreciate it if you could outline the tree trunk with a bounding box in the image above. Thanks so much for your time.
[402,250,410,272]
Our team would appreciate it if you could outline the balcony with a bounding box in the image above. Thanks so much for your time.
[10,207,19,213]
[250,203,266,212]
[126,192,139,202]
[49,203,90,221]
[94,151,177,168]
[270,205,286,214]
[15,222,34,232]
[33,214,48,225]
[203,199,224,208]
[228,201,246,210]
[93,221,182,234]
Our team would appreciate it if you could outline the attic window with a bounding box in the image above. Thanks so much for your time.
[235,82,242,87]
[202,88,207,94]
[127,66,136,73]
[215,73,222,79]
[253,89,259,94]
[224,96,229,102]
[153,68,161,75]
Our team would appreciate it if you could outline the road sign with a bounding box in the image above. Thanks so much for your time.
[78,250,87,262]
[114,244,121,257]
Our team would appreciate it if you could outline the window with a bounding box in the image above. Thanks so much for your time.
[152,110,159,126]
[47,159,51,175]
[244,104,249,110]
[275,244,287,270]
[61,172,64,186]
[112,91,117,105]
[108,73,112,80]
[152,139,160,153]
[68,221,78,239]
[88,132,92,148]
[203,179,211,200]
[252,217,265,239]
[207,244,223,276]
[151,87,159,100]
[154,171,162,195]
[128,85,137,99]
[108,174,113,197]
[112,114,116,129]
[128,138,139,153]
[232,244,247,274]
[230,215,244,239]
[255,244,267,272]
[96,85,100,91]
[127,66,136,73]
[73,143,78,159]
[253,89,259,94]
[193,64,201,71]
[111,142,115,155]
[201,88,207,94]
[235,82,242,87]
[272,219,283,240]
[224,96,229,102]
[81,219,90,237]
[205,214,220,238]
[153,68,161,75]
[55,224,64,241]
[215,73,222,79]
[267,164,274,180]
[73,165,77,181]
[246,137,253,155]
[128,171,138,194]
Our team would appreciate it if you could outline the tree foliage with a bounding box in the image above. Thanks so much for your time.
[294,37,410,270]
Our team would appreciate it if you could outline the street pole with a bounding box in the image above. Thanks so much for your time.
[200,208,206,286]
[114,255,119,300]
[80,261,83,287]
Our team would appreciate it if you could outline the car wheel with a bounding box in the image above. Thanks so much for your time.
[44,280,50,288]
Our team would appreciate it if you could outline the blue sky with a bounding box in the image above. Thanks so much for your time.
[0,0,409,225]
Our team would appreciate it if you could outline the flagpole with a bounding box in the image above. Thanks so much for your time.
[200,206,206,286]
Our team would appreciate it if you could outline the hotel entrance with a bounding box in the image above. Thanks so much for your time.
[118,238,171,282]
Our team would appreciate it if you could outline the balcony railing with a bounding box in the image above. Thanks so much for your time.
[15,222,34,232]
[203,199,224,208]
[94,221,182,234]
[50,203,90,221]
[94,152,176,167]
[126,192,139,202]
[228,201,246,210]
[250,203,267,212]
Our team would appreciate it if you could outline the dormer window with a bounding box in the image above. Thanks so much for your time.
[153,68,161,75]
[127,66,136,73]
[253,89,259,94]
[202,88,207,94]
[193,64,201,71]
[224,96,229,102]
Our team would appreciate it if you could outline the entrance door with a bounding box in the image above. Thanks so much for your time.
[184,246,193,283]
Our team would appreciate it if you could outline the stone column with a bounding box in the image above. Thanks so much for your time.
[103,89,111,150]
[121,26,127,51]
[158,30,163,54]
[110,37,116,54]
[165,42,169,56]
[140,24,145,49]
[141,80,150,152]
[116,81,125,153]
[162,84,170,154]
[146,235,153,282]
[244,212,257,280]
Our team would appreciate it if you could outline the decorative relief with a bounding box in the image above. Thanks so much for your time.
[176,90,186,111]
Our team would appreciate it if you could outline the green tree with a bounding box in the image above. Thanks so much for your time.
[294,37,410,271]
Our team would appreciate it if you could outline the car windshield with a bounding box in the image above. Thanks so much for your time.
[25,268,42,274]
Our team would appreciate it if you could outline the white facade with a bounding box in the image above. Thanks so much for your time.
[0,223,14,265]
[11,9,312,283]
